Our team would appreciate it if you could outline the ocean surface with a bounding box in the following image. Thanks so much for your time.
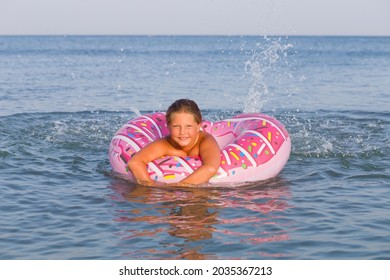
[0,36,389,259]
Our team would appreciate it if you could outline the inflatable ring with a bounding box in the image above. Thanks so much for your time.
[109,112,291,184]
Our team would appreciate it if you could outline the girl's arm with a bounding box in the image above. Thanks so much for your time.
[127,139,168,186]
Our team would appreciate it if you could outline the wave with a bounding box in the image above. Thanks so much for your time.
[1,109,388,161]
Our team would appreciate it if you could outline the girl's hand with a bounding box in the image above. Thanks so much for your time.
[136,178,165,187]
[165,181,197,188]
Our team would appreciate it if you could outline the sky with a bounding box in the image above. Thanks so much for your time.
[0,0,389,36]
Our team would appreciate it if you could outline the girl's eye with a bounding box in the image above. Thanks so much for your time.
[172,125,192,129]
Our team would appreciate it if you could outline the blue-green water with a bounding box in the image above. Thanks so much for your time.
[0,36,389,259]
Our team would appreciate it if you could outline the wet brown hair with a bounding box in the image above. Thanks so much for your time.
[166,99,202,126]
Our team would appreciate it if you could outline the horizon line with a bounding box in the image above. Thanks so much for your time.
[1,33,390,37]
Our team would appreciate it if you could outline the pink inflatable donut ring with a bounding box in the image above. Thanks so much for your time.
[108,112,291,184]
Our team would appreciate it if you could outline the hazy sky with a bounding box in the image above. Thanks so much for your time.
[1,0,389,36]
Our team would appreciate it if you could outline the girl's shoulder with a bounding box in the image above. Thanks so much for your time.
[200,131,216,143]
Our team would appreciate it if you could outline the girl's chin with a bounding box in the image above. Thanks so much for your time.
[177,141,190,147]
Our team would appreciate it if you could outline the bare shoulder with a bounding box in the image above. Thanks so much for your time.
[198,131,220,167]
[199,131,219,150]
[200,131,218,143]
[150,137,171,151]
[134,138,170,161]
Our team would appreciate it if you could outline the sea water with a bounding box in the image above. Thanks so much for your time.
[0,36,389,259]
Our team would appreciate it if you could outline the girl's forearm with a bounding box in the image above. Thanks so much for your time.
[180,164,218,185]
[128,160,153,185]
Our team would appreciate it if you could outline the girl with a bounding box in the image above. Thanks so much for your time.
[128,99,221,186]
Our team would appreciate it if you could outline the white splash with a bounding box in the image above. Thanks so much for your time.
[243,37,293,113]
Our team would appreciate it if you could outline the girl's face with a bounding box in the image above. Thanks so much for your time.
[168,111,200,149]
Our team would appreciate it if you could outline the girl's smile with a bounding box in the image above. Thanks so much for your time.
[168,111,200,152]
